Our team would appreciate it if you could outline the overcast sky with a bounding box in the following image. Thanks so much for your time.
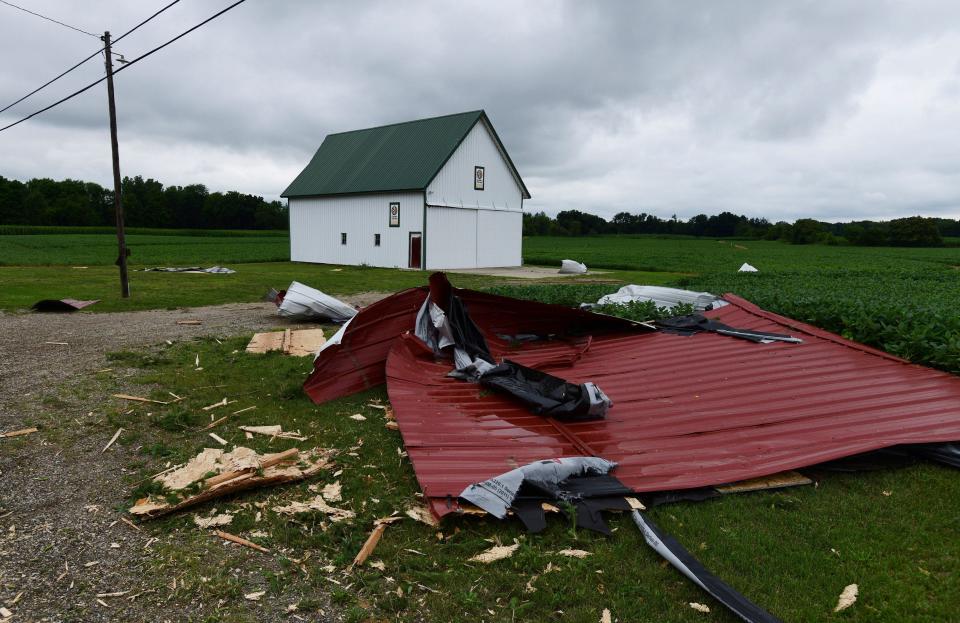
[1,1,959,222]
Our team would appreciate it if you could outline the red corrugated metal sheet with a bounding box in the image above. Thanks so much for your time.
[381,291,960,518]
[303,279,960,519]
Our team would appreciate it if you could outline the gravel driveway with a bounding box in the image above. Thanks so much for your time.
[0,294,385,622]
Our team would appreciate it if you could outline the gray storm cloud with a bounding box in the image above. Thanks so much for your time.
[0,0,958,221]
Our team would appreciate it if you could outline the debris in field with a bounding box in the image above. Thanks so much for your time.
[1,427,38,439]
[350,517,402,570]
[384,421,400,430]
[625,497,645,510]
[244,590,266,601]
[369,560,386,571]
[655,313,802,344]
[0,606,12,618]
[44,341,69,345]
[129,446,335,518]
[141,266,236,274]
[599,608,611,623]
[882,490,892,496]
[193,513,234,528]
[208,432,228,446]
[834,584,858,612]
[200,415,229,431]
[469,542,519,564]
[272,495,355,522]
[102,428,122,453]
[31,298,99,312]
[202,398,229,411]
[321,481,342,502]
[405,505,439,527]
[557,549,591,559]
[738,262,759,272]
[246,329,326,356]
[559,259,587,274]
[112,393,168,405]
[232,405,256,415]
[632,510,778,622]
[176,319,202,325]
[593,285,727,312]
[239,425,307,441]
[216,530,269,553]
[690,602,711,613]
[120,517,141,532]
[277,281,357,323]
[716,471,812,494]
[349,414,366,421]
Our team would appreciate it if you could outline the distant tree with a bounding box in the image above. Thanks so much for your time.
[789,219,825,244]
[888,216,943,247]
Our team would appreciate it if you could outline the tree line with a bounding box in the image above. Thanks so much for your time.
[0,175,288,230]
[524,210,959,246]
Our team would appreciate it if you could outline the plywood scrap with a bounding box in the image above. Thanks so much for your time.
[321,481,342,502]
[176,319,202,325]
[244,590,266,601]
[715,470,812,494]
[200,415,229,431]
[272,495,354,523]
[834,584,858,612]
[239,425,307,441]
[557,548,592,559]
[405,504,438,527]
[469,542,519,564]
[0,606,12,618]
[600,608,611,623]
[215,530,269,553]
[129,446,335,519]
[246,329,326,356]
[208,432,228,446]
[689,602,711,613]
[194,513,234,529]
[1,427,38,439]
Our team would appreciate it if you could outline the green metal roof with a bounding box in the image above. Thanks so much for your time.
[282,110,530,199]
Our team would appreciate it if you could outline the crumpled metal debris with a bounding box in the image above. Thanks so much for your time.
[277,281,357,323]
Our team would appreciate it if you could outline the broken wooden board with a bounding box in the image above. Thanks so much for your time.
[715,470,812,494]
[245,329,325,357]
[0,427,38,439]
[129,446,336,519]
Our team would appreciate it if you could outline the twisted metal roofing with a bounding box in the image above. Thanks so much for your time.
[304,281,960,519]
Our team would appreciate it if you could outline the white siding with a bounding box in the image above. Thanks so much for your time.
[425,120,524,211]
[477,209,522,267]
[289,193,424,268]
[425,206,521,269]
[425,207,477,269]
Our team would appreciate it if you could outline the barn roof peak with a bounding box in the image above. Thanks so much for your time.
[282,110,529,199]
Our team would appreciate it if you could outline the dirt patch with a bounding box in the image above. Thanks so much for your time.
[451,266,609,279]
[0,294,386,622]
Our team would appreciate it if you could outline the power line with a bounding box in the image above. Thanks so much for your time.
[0,0,99,38]
[113,0,180,46]
[0,0,181,116]
[0,0,241,134]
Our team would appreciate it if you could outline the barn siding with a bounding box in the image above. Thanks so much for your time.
[425,207,478,269]
[289,193,424,268]
[477,209,522,267]
[425,120,524,212]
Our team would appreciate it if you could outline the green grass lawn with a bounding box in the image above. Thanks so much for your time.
[86,337,960,622]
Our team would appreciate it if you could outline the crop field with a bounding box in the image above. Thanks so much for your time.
[522,236,960,374]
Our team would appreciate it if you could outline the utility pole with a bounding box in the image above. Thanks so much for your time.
[101,31,129,297]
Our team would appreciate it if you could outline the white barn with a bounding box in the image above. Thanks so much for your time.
[282,110,530,269]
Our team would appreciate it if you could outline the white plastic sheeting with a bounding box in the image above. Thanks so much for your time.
[277,281,357,323]
[559,259,588,274]
[738,262,759,272]
[596,285,728,312]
